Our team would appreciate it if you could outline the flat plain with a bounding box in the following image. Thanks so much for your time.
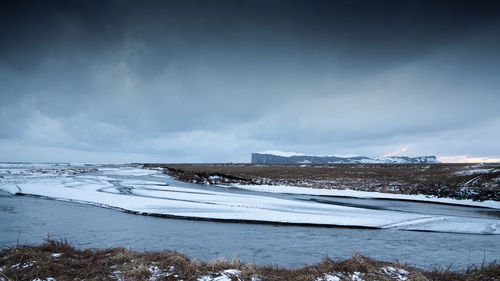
[146,163,500,201]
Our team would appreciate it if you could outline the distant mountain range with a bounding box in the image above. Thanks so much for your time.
[252,151,438,164]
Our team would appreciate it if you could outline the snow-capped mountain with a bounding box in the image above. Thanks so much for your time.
[252,151,438,164]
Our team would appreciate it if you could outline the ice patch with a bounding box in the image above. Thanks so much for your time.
[1,165,499,234]
[231,184,500,209]
[99,167,160,176]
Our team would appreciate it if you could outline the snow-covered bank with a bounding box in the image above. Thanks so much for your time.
[230,184,500,209]
[156,162,500,202]
[1,165,499,235]
[5,178,429,229]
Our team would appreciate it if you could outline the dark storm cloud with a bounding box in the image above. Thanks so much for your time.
[2,0,499,71]
[1,0,500,162]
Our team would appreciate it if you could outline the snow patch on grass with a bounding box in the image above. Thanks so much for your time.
[454,168,495,176]
[381,266,410,280]
[198,269,242,281]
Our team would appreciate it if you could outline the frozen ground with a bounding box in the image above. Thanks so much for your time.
[0,163,499,234]
[231,183,500,209]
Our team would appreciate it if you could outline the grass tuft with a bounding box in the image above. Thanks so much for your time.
[1,240,499,280]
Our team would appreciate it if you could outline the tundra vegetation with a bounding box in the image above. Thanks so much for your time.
[144,163,500,201]
[1,239,499,281]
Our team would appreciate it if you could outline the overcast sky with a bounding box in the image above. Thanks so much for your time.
[1,0,499,163]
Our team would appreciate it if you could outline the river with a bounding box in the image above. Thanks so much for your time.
[0,163,499,270]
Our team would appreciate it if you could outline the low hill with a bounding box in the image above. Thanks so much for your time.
[252,151,437,164]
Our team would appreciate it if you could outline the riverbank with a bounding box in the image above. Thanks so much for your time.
[1,239,499,281]
[1,163,499,275]
[145,163,500,201]
[2,164,498,234]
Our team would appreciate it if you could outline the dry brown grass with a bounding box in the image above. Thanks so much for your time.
[1,240,499,280]
[423,262,500,281]
[0,238,119,280]
[144,163,500,201]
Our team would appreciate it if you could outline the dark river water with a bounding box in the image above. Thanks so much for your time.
[1,191,499,270]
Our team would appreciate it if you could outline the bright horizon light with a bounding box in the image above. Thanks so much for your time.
[437,155,500,163]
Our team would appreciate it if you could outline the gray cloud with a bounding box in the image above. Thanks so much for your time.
[1,0,499,162]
